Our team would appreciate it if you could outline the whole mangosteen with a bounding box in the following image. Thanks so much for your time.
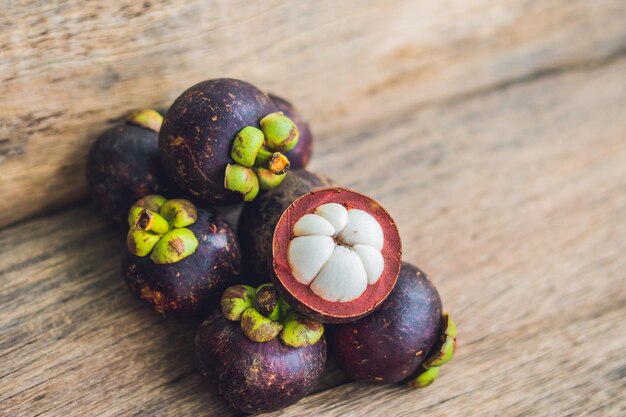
[268,94,313,169]
[329,262,456,387]
[271,187,402,323]
[237,170,335,281]
[87,110,174,223]
[196,283,326,414]
[121,195,241,318]
[159,78,303,204]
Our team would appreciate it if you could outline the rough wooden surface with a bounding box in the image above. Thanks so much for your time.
[2,1,626,416]
[1,45,625,416]
[1,0,626,227]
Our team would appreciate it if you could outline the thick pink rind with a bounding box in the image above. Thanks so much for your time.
[272,188,402,323]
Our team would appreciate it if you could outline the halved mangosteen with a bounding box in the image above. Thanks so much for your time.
[272,188,402,323]
[237,170,335,281]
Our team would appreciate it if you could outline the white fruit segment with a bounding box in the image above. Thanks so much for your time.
[310,246,368,302]
[315,203,348,233]
[293,214,335,236]
[288,236,335,285]
[287,203,385,302]
[338,209,384,250]
[353,244,385,285]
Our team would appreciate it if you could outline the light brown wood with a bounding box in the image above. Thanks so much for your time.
[1,43,625,415]
[1,0,626,227]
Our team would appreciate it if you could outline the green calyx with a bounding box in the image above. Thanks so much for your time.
[159,199,197,227]
[224,164,259,202]
[408,366,439,388]
[221,285,257,321]
[255,168,286,190]
[225,112,300,200]
[279,311,324,348]
[127,195,167,227]
[220,283,324,346]
[260,112,299,152]
[149,228,199,264]
[133,210,170,235]
[126,195,199,264]
[241,308,283,342]
[408,313,457,389]
[231,126,265,167]
[127,109,163,133]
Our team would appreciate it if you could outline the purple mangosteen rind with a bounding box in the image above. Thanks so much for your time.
[87,109,175,223]
[195,308,326,414]
[268,94,313,170]
[237,170,336,282]
[122,197,241,318]
[328,262,446,384]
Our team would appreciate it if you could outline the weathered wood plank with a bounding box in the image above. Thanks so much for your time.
[1,17,626,417]
[1,0,626,227]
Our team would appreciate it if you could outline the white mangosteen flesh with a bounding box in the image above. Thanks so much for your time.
[287,203,385,302]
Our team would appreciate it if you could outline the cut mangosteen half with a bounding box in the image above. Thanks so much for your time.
[272,188,402,323]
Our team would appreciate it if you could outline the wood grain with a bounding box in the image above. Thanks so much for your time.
[1,0,626,227]
[1,34,625,415]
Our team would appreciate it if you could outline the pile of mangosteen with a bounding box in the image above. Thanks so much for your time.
[87,78,456,414]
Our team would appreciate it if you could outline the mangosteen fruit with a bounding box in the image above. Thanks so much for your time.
[121,195,241,318]
[87,109,174,223]
[237,170,335,281]
[196,283,326,414]
[269,94,313,169]
[271,187,402,323]
[159,78,303,204]
[329,262,456,387]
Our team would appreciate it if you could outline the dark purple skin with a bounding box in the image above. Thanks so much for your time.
[159,78,278,205]
[237,170,335,282]
[195,310,326,414]
[87,123,174,223]
[269,94,313,170]
[329,262,442,384]
[121,206,241,318]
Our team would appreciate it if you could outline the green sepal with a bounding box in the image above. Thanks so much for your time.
[240,308,283,342]
[279,311,324,348]
[127,195,167,227]
[260,112,299,152]
[231,126,265,167]
[149,228,199,264]
[221,285,257,321]
[133,209,170,235]
[127,227,161,257]
[127,109,163,133]
[255,168,286,190]
[408,366,439,388]
[159,199,197,228]
[224,164,260,202]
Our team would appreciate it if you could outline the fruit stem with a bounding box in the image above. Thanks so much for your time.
[254,147,290,175]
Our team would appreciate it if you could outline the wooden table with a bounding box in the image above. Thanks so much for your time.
[1,1,625,416]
